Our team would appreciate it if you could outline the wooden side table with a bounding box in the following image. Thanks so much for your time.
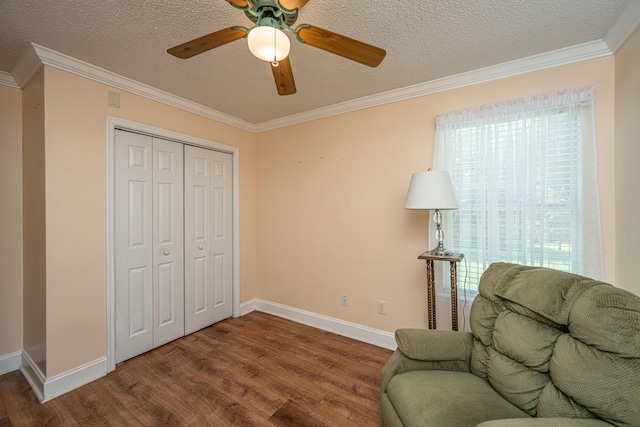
[418,251,464,331]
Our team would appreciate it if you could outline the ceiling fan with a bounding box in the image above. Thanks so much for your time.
[167,0,386,96]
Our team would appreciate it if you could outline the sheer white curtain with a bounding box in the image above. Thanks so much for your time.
[434,87,603,289]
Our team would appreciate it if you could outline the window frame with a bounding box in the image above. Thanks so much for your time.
[433,88,603,293]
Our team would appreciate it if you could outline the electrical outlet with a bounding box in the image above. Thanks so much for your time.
[377,300,387,315]
[341,294,348,306]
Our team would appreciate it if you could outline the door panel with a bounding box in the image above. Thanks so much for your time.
[127,181,147,247]
[194,186,208,240]
[184,147,233,331]
[157,262,174,326]
[184,145,213,334]
[115,130,154,364]
[128,267,149,336]
[152,138,184,347]
[210,151,233,323]
[193,257,207,313]
[213,254,225,306]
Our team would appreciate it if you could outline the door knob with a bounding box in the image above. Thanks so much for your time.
[163,250,170,255]
[198,245,204,250]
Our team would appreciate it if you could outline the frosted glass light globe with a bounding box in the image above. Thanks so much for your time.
[247,26,290,62]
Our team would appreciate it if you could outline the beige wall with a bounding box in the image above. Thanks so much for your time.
[0,85,24,357]
[0,47,630,377]
[615,25,640,295]
[39,67,257,377]
[256,57,616,333]
[22,68,47,374]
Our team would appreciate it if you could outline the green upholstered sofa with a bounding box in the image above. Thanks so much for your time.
[381,263,640,427]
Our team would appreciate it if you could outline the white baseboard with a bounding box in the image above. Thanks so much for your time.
[20,351,45,401]
[240,299,396,350]
[21,350,107,403]
[0,350,22,375]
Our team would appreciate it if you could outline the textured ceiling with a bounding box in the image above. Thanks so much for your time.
[0,0,635,125]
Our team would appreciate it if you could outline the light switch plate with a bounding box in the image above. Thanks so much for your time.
[108,90,120,108]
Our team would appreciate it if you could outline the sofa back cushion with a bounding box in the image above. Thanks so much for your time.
[469,263,640,427]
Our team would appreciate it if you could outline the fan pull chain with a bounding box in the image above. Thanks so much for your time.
[272,27,279,67]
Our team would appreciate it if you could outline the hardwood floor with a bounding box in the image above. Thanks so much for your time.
[0,311,393,426]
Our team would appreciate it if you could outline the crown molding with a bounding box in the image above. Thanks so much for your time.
[255,39,613,131]
[604,0,640,53]
[3,24,633,133]
[32,44,256,132]
[0,71,19,88]
[10,44,42,88]
[9,43,257,132]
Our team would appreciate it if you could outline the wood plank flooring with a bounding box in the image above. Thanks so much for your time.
[0,311,393,426]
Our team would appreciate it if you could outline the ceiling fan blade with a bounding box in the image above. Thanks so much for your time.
[297,25,386,67]
[224,0,248,7]
[271,56,296,95]
[167,27,247,59]
[278,0,310,11]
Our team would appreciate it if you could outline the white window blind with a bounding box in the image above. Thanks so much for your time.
[434,87,603,291]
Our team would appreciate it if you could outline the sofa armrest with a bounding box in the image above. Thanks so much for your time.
[381,329,474,393]
[395,329,473,361]
[476,418,614,427]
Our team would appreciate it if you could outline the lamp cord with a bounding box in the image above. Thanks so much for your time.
[460,257,469,331]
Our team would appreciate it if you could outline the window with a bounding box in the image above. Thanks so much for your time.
[434,87,603,292]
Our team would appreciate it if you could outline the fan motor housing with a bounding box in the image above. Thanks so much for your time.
[242,1,299,28]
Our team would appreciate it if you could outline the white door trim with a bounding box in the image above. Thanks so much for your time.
[105,116,241,373]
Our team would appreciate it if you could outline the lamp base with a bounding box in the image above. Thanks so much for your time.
[429,209,453,256]
[426,245,454,257]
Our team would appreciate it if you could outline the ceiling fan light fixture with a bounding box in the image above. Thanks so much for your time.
[247,26,290,62]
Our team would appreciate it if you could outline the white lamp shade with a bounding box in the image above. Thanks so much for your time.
[247,26,290,62]
[404,170,458,210]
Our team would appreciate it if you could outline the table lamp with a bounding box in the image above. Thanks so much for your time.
[404,169,458,256]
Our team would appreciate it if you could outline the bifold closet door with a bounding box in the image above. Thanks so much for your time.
[184,145,233,334]
[152,138,185,347]
[114,130,184,364]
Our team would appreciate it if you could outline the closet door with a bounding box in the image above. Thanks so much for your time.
[115,131,154,363]
[152,138,185,347]
[184,146,233,334]
[210,150,233,324]
[115,130,185,363]
[184,145,212,334]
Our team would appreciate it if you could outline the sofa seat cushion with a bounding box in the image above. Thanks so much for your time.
[387,370,529,427]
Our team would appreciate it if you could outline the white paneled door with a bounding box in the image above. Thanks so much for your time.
[115,130,185,364]
[114,129,232,364]
[152,138,185,348]
[184,145,233,335]
[115,131,154,363]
